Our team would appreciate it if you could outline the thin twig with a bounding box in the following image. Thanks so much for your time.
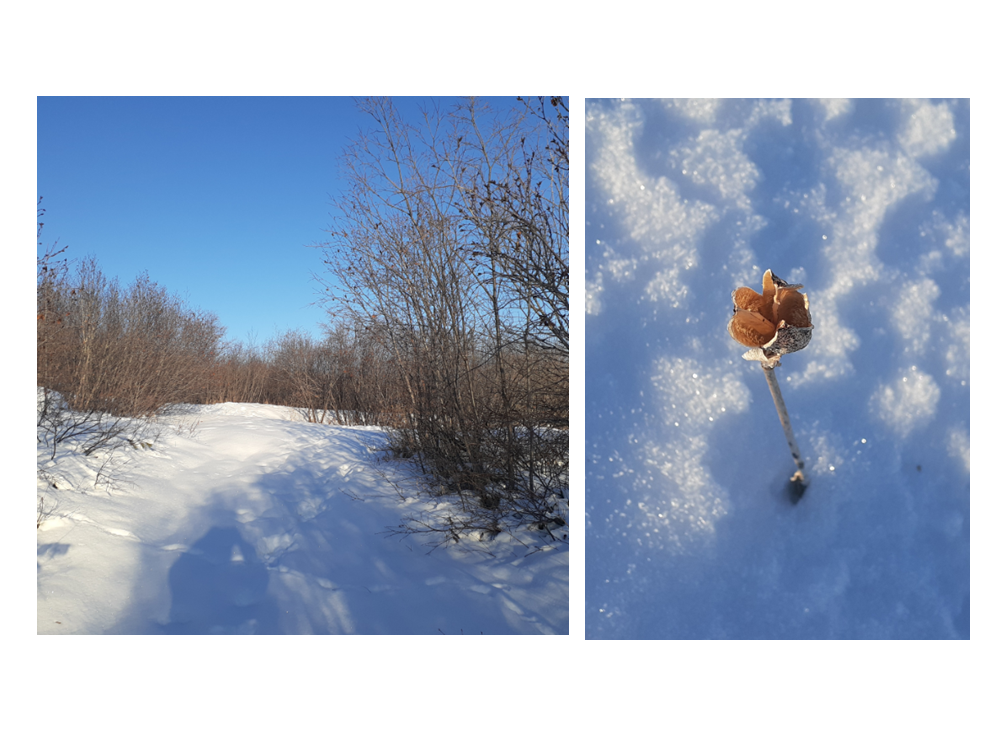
[761,364,808,496]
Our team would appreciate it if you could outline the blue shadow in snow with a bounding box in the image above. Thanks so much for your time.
[158,518,280,634]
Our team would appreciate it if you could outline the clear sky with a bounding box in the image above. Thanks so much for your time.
[36,96,493,346]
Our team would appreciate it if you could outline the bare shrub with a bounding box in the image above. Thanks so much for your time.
[37,202,225,516]
[206,340,269,405]
[268,330,339,423]
[39,247,224,422]
[315,97,569,547]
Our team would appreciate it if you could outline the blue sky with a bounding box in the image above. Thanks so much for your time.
[36,96,502,346]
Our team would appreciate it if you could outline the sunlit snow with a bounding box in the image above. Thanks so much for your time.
[586,98,969,639]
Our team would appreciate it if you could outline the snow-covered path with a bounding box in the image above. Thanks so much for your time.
[37,403,568,634]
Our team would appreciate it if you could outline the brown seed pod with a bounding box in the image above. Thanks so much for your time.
[729,269,812,365]
[730,270,814,497]
[728,309,777,347]
[732,286,772,321]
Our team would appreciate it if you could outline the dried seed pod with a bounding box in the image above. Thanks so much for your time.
[729,269,813,498]
[729,308,777,347]
[728,269,812,367]
[732,286,772,322]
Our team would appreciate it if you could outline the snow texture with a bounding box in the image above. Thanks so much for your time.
[37,402,568,634]
[586,98,969,639]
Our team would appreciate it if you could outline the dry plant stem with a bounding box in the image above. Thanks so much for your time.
[762,364,808,489]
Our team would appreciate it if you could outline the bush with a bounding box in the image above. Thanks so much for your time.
[38,253,224,420]
[36,204,224,521]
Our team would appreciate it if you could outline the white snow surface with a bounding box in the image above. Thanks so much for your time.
[586,98,969,639]
[37,402,568,634]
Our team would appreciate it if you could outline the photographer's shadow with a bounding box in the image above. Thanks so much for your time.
[159,514,281,634]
